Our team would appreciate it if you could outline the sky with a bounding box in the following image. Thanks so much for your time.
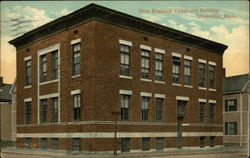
[0,1,249,84]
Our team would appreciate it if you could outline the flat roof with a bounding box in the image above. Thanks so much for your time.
[9,3,227,54]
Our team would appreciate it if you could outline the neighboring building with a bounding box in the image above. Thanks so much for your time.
[0,76,14,146]
[223,74,249,146]
[9,4,227,153]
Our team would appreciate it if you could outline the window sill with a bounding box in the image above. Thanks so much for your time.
[172,83,182,87]
[155,80,165,84]
[39,79,58,86]
[24,85,32,89]
[209,88,216,91]
[72,74,81,78]
[141,78,152,82]
[184,85,193,88]
[119,75,132,79]
[199,87,207,90]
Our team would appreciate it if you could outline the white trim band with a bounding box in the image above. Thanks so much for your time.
[16,132,223,138]
[208,61,216,66]
[71,38,81,45]
[39,93,59,100]
[24,98,32,102]
[176,96,189,101]
[24,56,32,61]
[198,59,207,64]
[154,48,165,54]
[119,39,132,46]
[172,52,181,57]
[140,92,152,97]
[155,94,166,99]
[199,98,207,103]
[119,90,132,95]
[38,43,60,56]
[209,99,216,103]
[140,44,152,51]
[71,89,81,95]
[184,55,193,60]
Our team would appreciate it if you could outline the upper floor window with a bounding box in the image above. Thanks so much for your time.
[225,122,237,135]
[156,98,163,121]
[225,99,237,112]
[172,56,180,83]
[120,45,130,76]
[199,102,205,123]
[141,96,150,121]
[72,43,80,76]
[52,51,59,80]
[209,103,215,123]
[40,55,47,82]
[25,60,31,86]
[120,94,130,121]
[177,100,187,117]
[155,53,164,81]
[24,101,31,124]
[40,99,47,123]
[52,97,59,122]
[73,93,81,120]
[184,59,191,85]
[199,63,206,87]
[141,50,150,79]
[209,65,216,89]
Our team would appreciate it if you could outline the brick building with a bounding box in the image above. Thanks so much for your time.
[223,74,249,146]
[9,4,227,153]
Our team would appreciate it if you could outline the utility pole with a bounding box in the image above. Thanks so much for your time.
[111,112,120,156]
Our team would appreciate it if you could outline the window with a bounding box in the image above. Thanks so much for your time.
[199,137,205,148]
[52,97,59,122]
[184,59,191,85]
[225,99,237,112]
[72,138,80,151]
[40,55,47,82]
[210,136,215,147]
[225,122,237,135]
[199,63,205,87]
[120,94,130,121]
[156,98,163,121]
[24,138,31,148]
[25,60,31,86]
[142,96,150,121]
[209,103,215,123]
[51,138,58,150]
[120,45,130,76]
[141,50,150,79]
[177,100,186,117]
[199,102,205,123]
[40,99,47,123]
[172,56,180,83]
[142,138,150,151]
[40,138,47,149]
[121,138,130,152]
[72,43,80,76]
[52,51,59,80]
[24,101,32,124]
[73,94,81,120]
[155,53,164,81]
[209,65,215,89]
[156,137,164,150]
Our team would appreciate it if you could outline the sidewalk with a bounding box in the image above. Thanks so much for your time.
[1,146,248,158]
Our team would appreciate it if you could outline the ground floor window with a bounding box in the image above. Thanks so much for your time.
[142,137,150,151]
[199,137,205,148]
[24,138,31,148]
[210,136,215,147]
[156,137,164,150]
[51,138,59,150]
[121,138,130,152]
[40,138,47,149]
[72,138,80,151]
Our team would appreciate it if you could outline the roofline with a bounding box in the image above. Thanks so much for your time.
[9,78,16,95]
[9,3,227,54]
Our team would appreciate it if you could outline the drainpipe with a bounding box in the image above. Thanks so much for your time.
[240,93,243,147]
